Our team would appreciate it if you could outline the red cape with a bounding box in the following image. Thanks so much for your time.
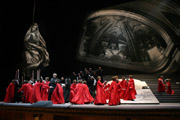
[51,83,64,104]
[119,80,127,99]
[108,81,120,105]
[31,82,43,103]
[41,83,50,101]
[18,83,33,103]
[71,83,85,104]
[166,81,174,95]
[4,83,15,103]
[70,83,76,103]
[123,80,136,100]
[130,78,137,95]
[94,80,106,105]
[104,84,110,100]
[84,84,94,103]
[158,78,165,92]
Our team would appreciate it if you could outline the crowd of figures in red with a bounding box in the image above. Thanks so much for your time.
[4,67,174,105]
[158,75,174,95]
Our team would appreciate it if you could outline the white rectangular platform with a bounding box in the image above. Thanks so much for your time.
[120,89,159,104]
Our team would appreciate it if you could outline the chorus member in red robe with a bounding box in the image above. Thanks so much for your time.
[166,79,174,95]
[51,80,64,104]
[129,75,137,95]
[70,79,77,103]
[108,76,120,105]
[158,75,165,92]
[83,81,94,103]
[115,75,121,104]
[31,80,43,103]
[123,79,136,100]
[41,82,50,101]
[44,77,50,86]
[71,80,85,104]
[104,84,110,100]
[40,77,50,100]
[94,76,107,105]
[119,76,127,99]
[18,80,33,103]
[4,80,16,103]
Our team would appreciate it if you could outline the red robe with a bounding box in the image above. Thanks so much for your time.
[166,81,174,95]
[129,78,137,95]
[158,78,165,92]
[41,83,50,101]
[71,83,85,104]
[4,83,15,103]
[123,80,136,100]
[119,79,127,99]
[31,82,43,103]
[51,83,64,104]
[108,81,120,105]
[94,80,106,105]
[70,83,76,103]
[84,84,94,103]
[18,83,33,103]
[116,81,121,102]
[104,84,110,100]
[45,81,50,86]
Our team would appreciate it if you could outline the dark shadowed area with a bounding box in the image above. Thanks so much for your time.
[0,0,137,100]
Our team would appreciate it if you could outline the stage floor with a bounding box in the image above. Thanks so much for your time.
[1,102,180,110]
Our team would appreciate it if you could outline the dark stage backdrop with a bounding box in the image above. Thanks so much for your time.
[0,0,135,100]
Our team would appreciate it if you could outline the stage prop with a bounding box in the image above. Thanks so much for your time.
[31,101,53,107]
[21,23,50,79]
[107,79,159,104]
[18,0,49,79]
[77,0,180,74]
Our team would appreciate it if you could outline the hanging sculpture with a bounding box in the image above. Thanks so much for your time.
[77,0,180,74]
[21,23,50,78]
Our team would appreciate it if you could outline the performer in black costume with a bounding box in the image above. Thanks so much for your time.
[48,73,58,100]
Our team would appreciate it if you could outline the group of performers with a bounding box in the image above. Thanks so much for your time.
[4,67,137,105]
[4,67,174,106]
[158,75,174,95]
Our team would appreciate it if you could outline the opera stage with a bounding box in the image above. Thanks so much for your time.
[1,74,180,120]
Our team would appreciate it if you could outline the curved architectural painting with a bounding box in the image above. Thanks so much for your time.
[77,0,180,74]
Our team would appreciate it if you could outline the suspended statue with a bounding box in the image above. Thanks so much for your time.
[21,23,50,78]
